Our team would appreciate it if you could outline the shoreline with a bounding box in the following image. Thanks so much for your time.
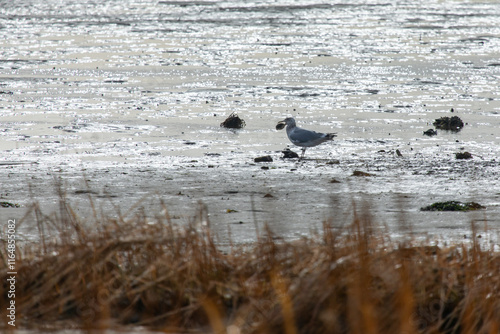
[2,149,499,247]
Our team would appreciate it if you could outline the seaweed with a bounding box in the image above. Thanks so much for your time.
[433,116,464,131]
[0,201,20,208]
[220,112,246,129]
[420,201,485,211]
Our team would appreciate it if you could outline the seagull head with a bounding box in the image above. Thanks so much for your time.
[276,117,296,130]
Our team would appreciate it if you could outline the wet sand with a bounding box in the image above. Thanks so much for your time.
[2,148,499,246]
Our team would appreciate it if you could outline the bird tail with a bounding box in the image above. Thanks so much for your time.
[326,133,337,140]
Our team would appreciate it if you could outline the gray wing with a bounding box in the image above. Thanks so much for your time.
[288,127,328,146]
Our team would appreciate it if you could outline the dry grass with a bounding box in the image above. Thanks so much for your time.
[1,196,500,333]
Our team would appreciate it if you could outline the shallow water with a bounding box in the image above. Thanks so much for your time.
[1,0,500,245]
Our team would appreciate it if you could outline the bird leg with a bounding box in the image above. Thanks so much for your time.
[299,147,307,161]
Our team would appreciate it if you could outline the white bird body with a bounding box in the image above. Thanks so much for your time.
[276,117,336,159]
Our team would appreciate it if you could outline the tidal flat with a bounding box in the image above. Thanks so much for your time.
[1,1,500,331]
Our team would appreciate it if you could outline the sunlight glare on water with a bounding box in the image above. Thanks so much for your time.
[1,0,500,243]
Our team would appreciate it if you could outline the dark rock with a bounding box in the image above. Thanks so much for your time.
[282,148,299,159]
[352,170,374,177]
[74,190,98,195]
[254,155,273,162]
[220,112,246,129]
[423,129,437,136]
[455,152,472,160]
[420,201,485,212]
[433,116,464,131]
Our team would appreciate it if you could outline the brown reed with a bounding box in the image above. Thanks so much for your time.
[1,197,499,333]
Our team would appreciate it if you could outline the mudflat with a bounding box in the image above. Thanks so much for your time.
[1,0,499,246]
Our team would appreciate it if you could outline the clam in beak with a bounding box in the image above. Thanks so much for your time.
[276,121,286,130]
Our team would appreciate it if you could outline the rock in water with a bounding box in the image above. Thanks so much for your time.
[282,148,299,159]
[254,155,273,162]
[220,112,246,129]
[433,116,464,131]
[423,129,437,136]
[455,152,472,160]
[352,170,374,177]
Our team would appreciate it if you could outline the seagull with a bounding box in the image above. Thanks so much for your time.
[276,117,336,160]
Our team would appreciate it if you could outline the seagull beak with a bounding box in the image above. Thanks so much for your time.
[276,121,286,130]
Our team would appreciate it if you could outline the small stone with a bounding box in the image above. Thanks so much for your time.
[421,201,485,212]
[254,155,273,162]
[455,152,472,160]
[352,170,374,177]
[282,148,299,159]
[423,129,437,136]
[74,190,97,195]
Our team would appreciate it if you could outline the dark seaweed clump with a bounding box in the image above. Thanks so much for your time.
[0,201,20,208]
[421,201,484,212]
[455,152,472,160]
[433,116,464,131]
[220,112,246,129]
